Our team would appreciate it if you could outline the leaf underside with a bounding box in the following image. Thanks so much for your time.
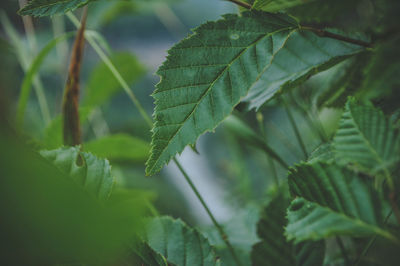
[334,98,400,174]
[143,216,219,266]
[146,11,363,175]
[286,162,394,242]
[18,0,93,17]
[40,146,114,200]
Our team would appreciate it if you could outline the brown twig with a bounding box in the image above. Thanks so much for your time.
[62,7,88,146]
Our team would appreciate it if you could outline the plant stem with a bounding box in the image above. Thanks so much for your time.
[257,112,279,186]
[354,211,393,266]
[226,0,252,9]
[173,158,242,266]
[335,237,350,266]
[66,12,153,128]
[281,96,308,160]
[226,0,372,48]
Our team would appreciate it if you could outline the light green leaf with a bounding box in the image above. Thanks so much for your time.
[40,146,114,200]
[143,216,219,266]
[252,0,316,12]
[18,0,95,17]
[84,133,150,163]
[334,98,400,174]
[146,11,363,175]
[286,161,395,242]
[83,52,145,108]
[251,192,325,266]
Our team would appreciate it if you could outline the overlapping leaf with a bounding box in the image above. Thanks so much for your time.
[334,98,400,174]
[252,0,316,12]
[142,216,219,266]
[251,192,324,266]
[40,146,114,200]
[18,0,95,17]
[286,162,395,242]
[147,11,363,175]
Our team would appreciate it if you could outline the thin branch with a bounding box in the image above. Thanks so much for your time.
[335,237,350,266]
[281,96,308,160]
[173,158,243,266]
[225,0,372,48]
[300,26,372,48]
[225,0,252,9]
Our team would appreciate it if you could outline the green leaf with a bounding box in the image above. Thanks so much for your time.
[334,98,400,175]
[84,133,150,163]
[286,161,395,242]
[130,241,170,266]
[251,192,324,266]
[83,52,145,108]
[146,11,363,175]
[40,146,114,200]
[18,0,95,17]
[143,216,219,266]
[17,32,75,127]
[252,0,316,12]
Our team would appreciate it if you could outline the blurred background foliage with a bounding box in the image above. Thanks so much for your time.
[0,0,400,265]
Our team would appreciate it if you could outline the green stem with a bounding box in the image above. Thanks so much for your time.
[173,158,242,266]
[281,96,308,160]
[226,0,252,9]
[335,237,350,266]
[354,211,393,266]
[257,112,279,186]
[66,12,153,128]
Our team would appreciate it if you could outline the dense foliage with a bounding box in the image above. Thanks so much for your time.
[1,0,399,265]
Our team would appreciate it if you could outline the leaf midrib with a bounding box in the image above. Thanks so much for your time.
[149,26,297,173]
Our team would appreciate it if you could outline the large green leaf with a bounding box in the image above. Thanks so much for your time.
[83,52,145,108]
[84,133,150,163]
[143,216,219,266]
[18,0,95,17]
[251,192,324,266]
[334,98,400,175]
[146,11,363,175]
[286,162,395,242]
[40,146,114,200]
[252,0,316,12]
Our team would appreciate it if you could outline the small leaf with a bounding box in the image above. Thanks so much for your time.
[146,11,363,175]
[286,161,395,242]
[334,98,400,174]
[18,0,94,17]
[40,146,114,200]
[143,216,219,266]
[83,52,145,108]
[84,133,150,163]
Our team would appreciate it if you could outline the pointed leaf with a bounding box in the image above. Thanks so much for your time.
[143,216,219,266]
[40,146,114,200]
[334,98,400,174]
[251,192,325,266]
[286,162,395,242]
[18,0,95,17]
[146,11,363,175]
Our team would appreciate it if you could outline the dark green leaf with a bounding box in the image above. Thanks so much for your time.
[18,0,95,17]
[334,98,400,175]
[146,11,362,175]
[286,161,395,242]
[143,216,219,266]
